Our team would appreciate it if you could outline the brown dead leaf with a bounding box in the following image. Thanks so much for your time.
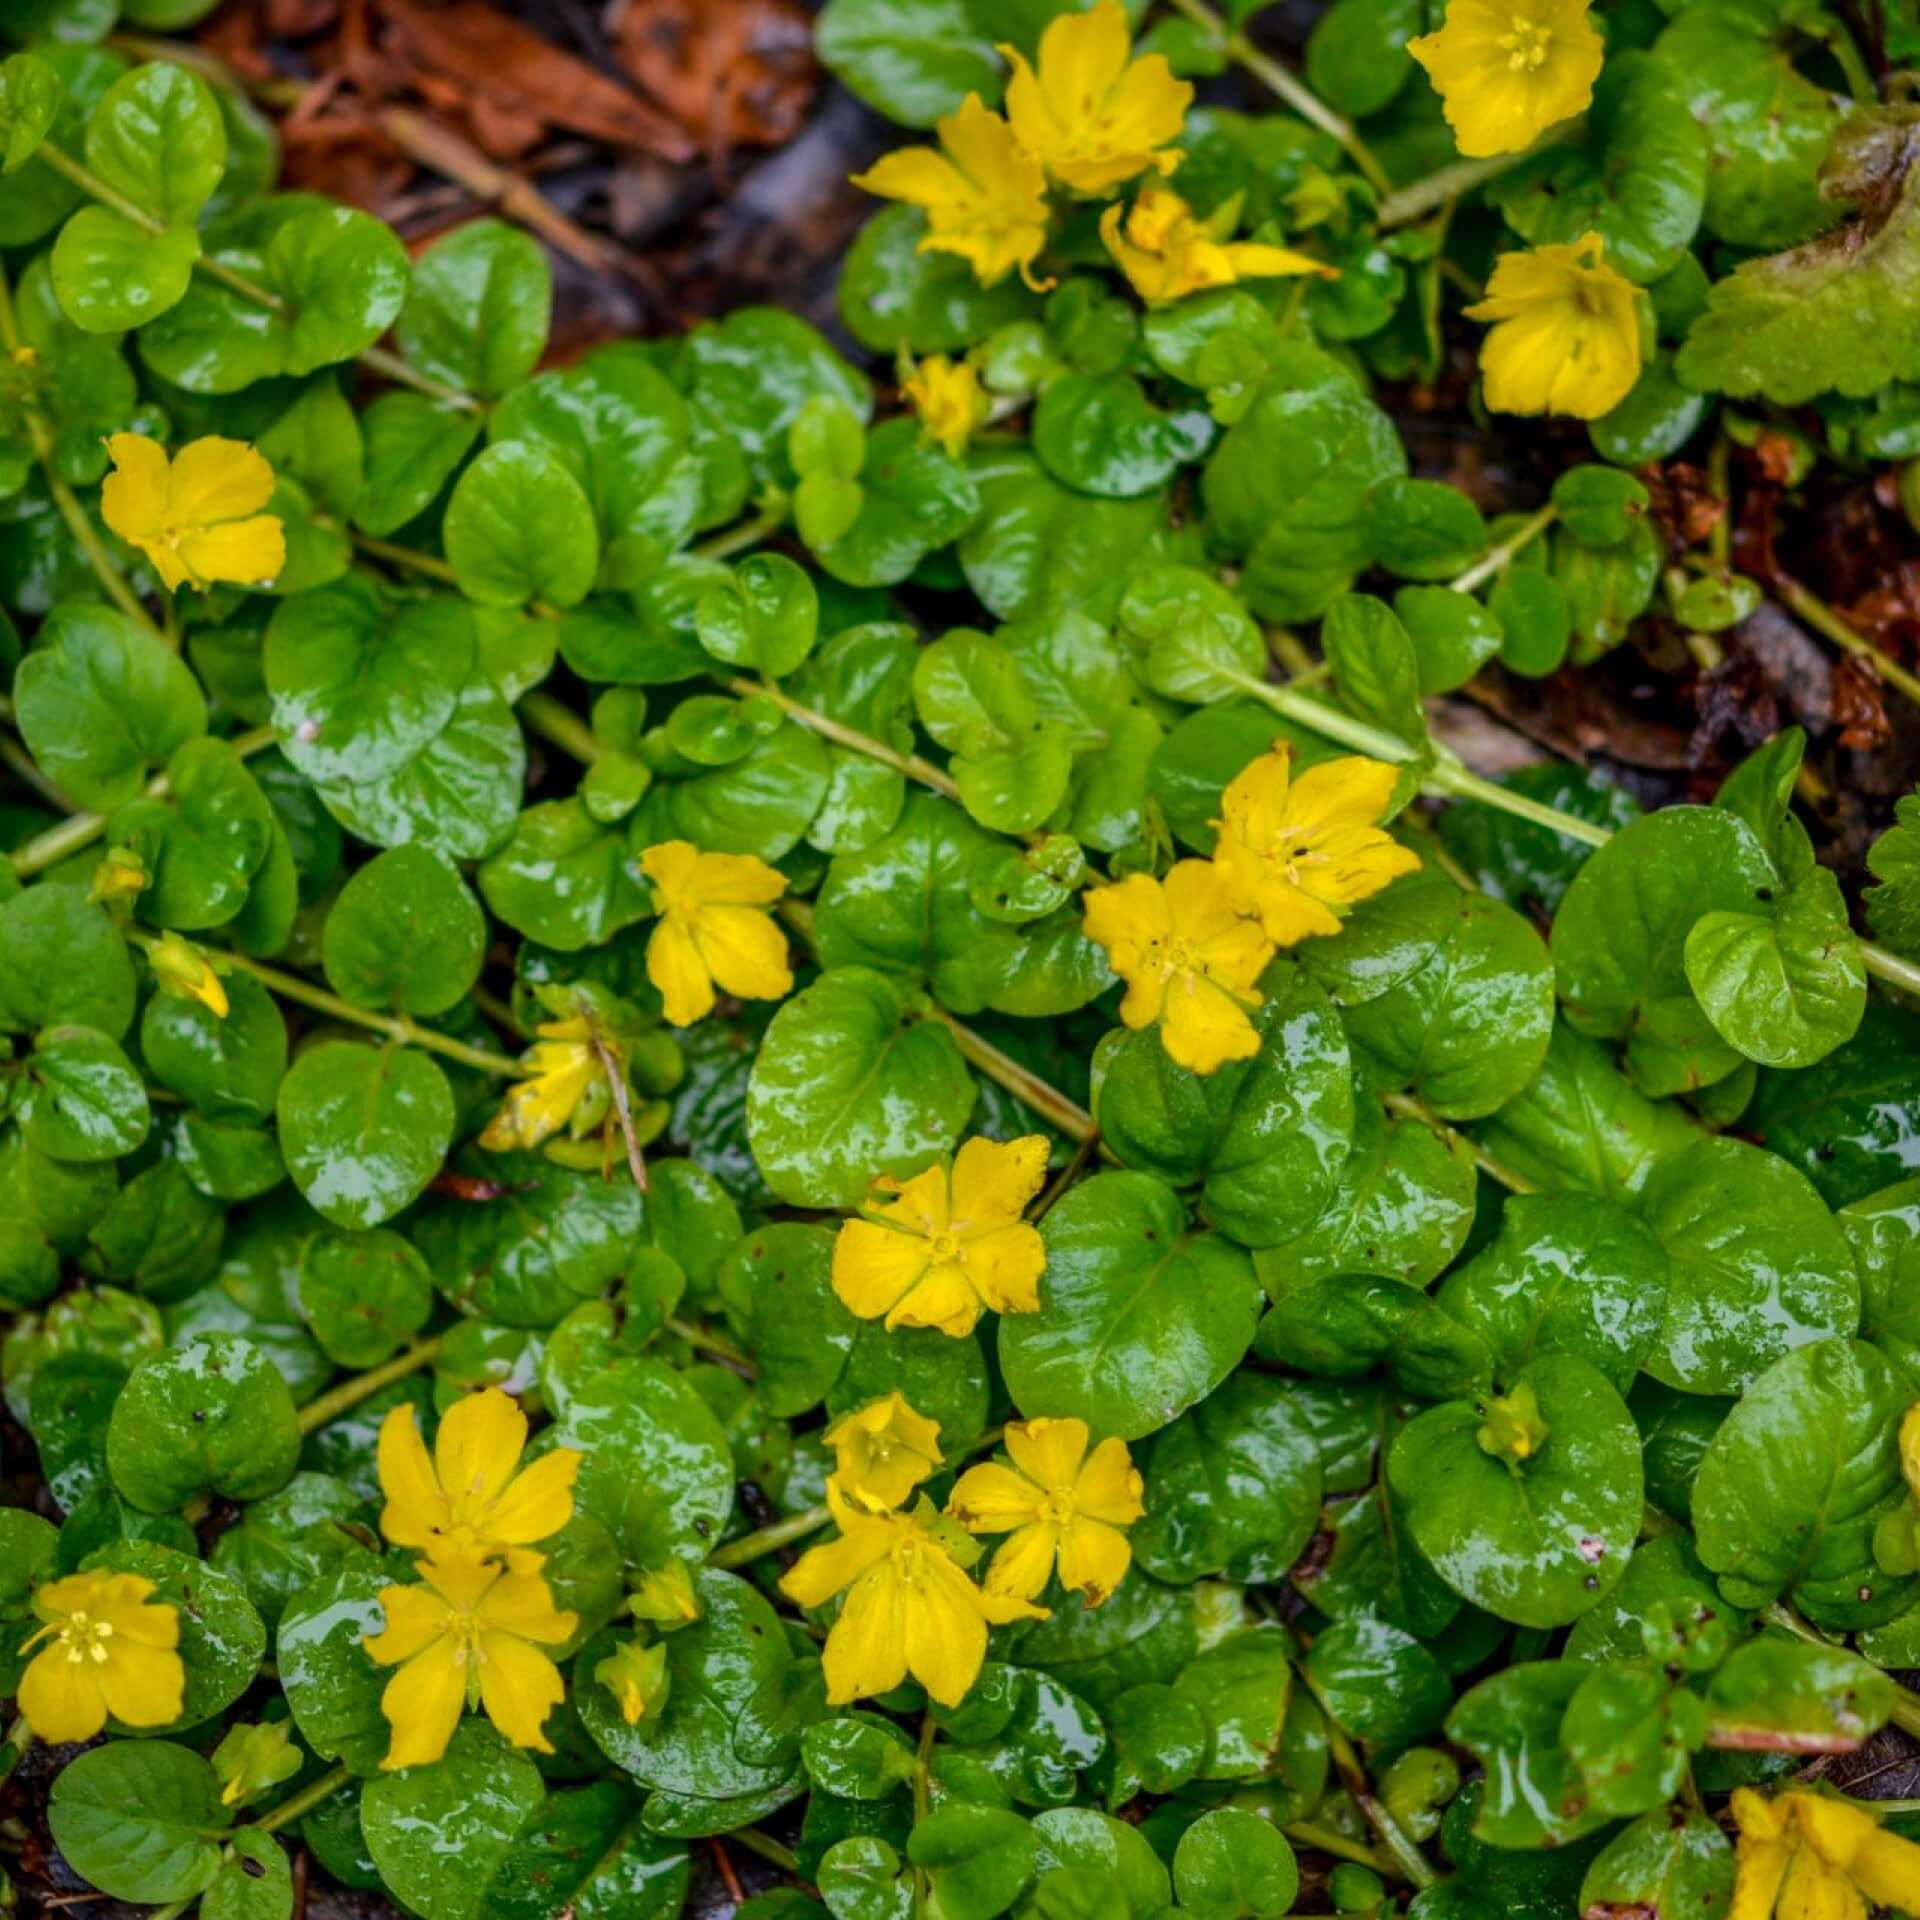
[612,0,818,165]
[376,0,696,162]
[1641,461,1724,549]
[1833,653,1894,750]
[1689,648,1780,770]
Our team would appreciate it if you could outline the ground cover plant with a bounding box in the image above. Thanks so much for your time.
[4,0,1920,1917]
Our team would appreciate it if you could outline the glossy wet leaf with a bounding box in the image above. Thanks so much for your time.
[321,843,486,1018]
[1000,1172,1262,1442]
[48,1741,230,1903]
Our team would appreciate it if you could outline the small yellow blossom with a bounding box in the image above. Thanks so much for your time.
[1729,1788,1920,1920]
[1100,186,1336,307]
[212,1721,302,1809]
[948,1417,1143,1609]
[100,433,285,594]
[1212,747,1421,946]
[480,1015,611,1154]
[628,1561,701,1629]
[851,94,1052,290]
[88,847,149,908]
[364,1554,577,1769]
[1001,0,1191,194]
[826,1393,944,1512]
[1465,232,1641,420]
[147,930,228,1019]
[832,1134,1049,1337]
[1408,0,1603,160]
[904,354,990,458]
[595,1636,670,1726]
[1081,860,1272,1075]
[377,1387,581,1567]
[779,1484,1041,1707]
[638,840,793,1028]
[17,1569,183,1743]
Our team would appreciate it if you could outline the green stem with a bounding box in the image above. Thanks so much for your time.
[1161,0,1392,195]
[733,677,962,804]
[1865,942,1920,998]
[35,143,482,417]
[8,723,276,879]
[1423,760,1612,847]
[1766,1600,1920,1736]
[0,733,74,810]
[216,950,523,1076]
[296,1340,443,1436]
[666,1316,758,1374]
[0,269,158,635]
[1774,574,1920,712]
[260,1761,353,1833]
[914,1709,937,1824]
[1446,503,1557,596]
[1320,1719,1440,1891]
[1381,1088,1535,1193]
[710,1504,832,1571]
[519,689,605,766]
[921,1003,1096,1143]
[692,503,790,562]
[1282,1822,1399,1877]
[0,1713,29,1787]
[1376,125,1582,229]
[730,1827,803,1876]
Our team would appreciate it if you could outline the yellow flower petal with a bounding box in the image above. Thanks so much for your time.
[377,1637,467,1771]
[435,1389,527,1521]
[825,1392,944,1513]
[960,1222,1046,1316]
[100,432,169,543]
[948,1460,1048,1534]
[646,914,714,1027]
[1056,1515,1133,1606]
[864,1161,951,1238]
[1101,186,1332,305]
[781,1490,897,1609]
[902,1550,993,1706]
[482,1448,580,1549]
[1465,232,1642,420]
[1004,1416,1089,1493]
[1002,0,1191,194]
[640,841,791,1027]
[476,1630,567,1752]
[905,355,990,457]
[377,1402,446,1551]
[1073,1436,1146,1526]
[832,1218,936,1322]
[885,1259,988,1336]
[822,1561,911,1704]
[364,1581,454,1667]
[949,1133,1048,1228]
[696,903,795,1003]
[98,1641,186,1727]
[982,1520,1062,1604]
[19,1645,108,1744]
[175,515,285,590]
[168,435,277,524]
[18,1571,183,1741]
[1408,0,1603,159]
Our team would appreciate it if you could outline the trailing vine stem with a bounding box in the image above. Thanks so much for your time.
[33,143,483,417]
[295,1339,445,1436]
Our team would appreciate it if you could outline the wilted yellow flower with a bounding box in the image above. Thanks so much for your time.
[147,930,228,1019]
[832,1134,1049,1337]
[1408,0,1603,159]
[1212,748,1421,946]
[88,847,149,908]
[826,1393,944,1512]
[851,94,1052,290]
[779,1484,1040,1707]
[212,1721,302,1809]
[948,1418,1143,1609]
[595,1636,670,1726]
[638,840,792,1028]
[364,1554,576,1768]
[1100,186,1335,306]
[17,1569,183,1743]
[1466,232,1640,419]
[1001,0,1190,194]
[1081,861,1272,1075]
[377,1387,580,1567]
[1729,1788,1920,1920]
[480,1015,608,1154]
[905,354,989,457]
[100,433,285,594]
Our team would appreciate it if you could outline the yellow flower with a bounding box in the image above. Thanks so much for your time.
[595,1636,670,1726]
[212,1721,301,1809]
[1408,0,1603,160]
[832,1134,1050,1337]
[1465,232,1641,419]
[1001,0,1191,194]
[1729,1788,1920,1920]
[1211,747,1422,946]
[851,94,1052,290]
[363,1554,576,1769]
[948,1417,1143,1609]
[638,840,793,1029]
[1100,186,1336,307]
[1081,860,1272,1075]
[147,930,228,1019]
[377,1387,581,1566]
[628,1561,701,1629]
[88,847,149,908]
[479,1015,608,1154]
[17,1569,184,1743]
[100,433,285,594]
[779,1484,1041,1707]
[905,354,989,458]
[826,1392,944,1512]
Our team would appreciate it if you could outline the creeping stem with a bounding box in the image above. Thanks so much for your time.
[295,1339,445,1436]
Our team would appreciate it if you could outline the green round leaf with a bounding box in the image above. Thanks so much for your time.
[0,885,137,1037]
[321,843,485,1017]
[276,1039,455,1231]
[999,1171,1263,1442]
[48,1742,230,1903]
[1173,1810,1297,1920]
[445,440,600,610]
[298,1227,433,1367]
[396,218,550,400]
